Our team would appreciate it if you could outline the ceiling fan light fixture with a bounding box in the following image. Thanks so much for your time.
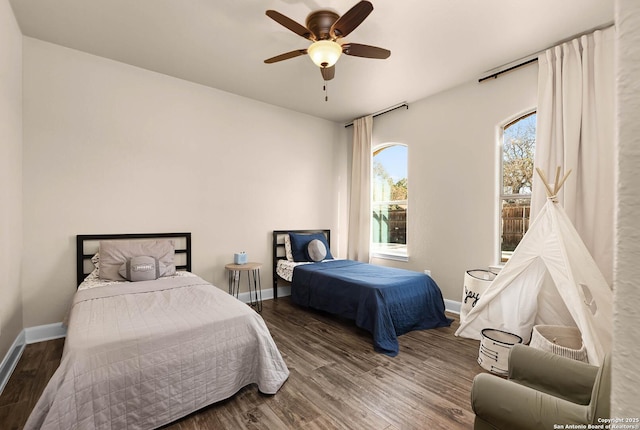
[308,40,342,68]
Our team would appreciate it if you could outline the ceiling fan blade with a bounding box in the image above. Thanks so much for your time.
[342,43,390,59]
[320,66,335,81]
[264,49,307,64]
[266,10,315,41]
[330,1,373,38]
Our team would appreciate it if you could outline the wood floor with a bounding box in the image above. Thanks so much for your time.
[0,297,484,429]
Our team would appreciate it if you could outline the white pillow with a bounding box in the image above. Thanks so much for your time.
[91,252,100,269]
[284,234,294,261]
[99,239,176,281]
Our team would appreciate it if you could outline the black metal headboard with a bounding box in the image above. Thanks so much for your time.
[76,232,192,287]
[272,229,330,299]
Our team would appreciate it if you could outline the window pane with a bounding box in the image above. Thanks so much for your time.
[500,112,536,262]
[501,198,531,261]
[502,113,536,195]
[373,145,408,202]
[372,203,407,245]
[372,144,407,255]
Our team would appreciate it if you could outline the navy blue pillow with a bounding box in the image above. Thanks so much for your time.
[288,232,333,262]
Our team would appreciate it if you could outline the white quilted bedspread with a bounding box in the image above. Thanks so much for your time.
[25,275,289,430]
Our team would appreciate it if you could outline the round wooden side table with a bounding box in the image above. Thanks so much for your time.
[225,262,262,312]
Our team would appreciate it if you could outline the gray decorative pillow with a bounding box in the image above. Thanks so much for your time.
[118,256,166,282]
[307,239,327,262]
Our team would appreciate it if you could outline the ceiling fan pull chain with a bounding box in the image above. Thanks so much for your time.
[324,81,328,101]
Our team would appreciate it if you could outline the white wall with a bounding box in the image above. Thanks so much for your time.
[613,0,640,417]
[0,0,23,361]
[21,38,347,327]
[361,65,538,303]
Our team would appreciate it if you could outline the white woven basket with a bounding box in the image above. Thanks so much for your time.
[530,325,588,363]
[460,270,497,322]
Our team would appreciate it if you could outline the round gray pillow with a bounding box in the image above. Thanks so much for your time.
[307,239,327,262]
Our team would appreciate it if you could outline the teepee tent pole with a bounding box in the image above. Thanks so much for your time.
[536,167,572,197]
[536,168,555,197]
[555,169,572,194]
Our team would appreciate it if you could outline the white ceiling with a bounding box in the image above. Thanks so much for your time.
[9,0,614,123]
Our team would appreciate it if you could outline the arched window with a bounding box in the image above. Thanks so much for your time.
[500,112,536,262]
[371,143,408,260]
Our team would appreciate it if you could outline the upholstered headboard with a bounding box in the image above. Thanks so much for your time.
[272,229,330,299]
[76,232,192,287]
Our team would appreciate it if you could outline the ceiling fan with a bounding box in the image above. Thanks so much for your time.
[264,1,391,82]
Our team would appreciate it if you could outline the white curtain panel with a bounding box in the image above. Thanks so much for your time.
[347,115,373,262]
[532,26,615,285]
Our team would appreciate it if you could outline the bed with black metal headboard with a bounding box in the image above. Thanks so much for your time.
[272,229,330,299]
[272,229,451,356]
[28,232,289,429]
[76,232,192,287]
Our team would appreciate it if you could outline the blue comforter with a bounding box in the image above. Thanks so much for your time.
[291,259,452,356]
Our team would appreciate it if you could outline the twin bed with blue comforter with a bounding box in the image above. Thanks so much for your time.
[273,230,452,356]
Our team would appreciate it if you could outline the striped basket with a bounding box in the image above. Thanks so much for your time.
[530,325,588,363]
[478,328,523,376]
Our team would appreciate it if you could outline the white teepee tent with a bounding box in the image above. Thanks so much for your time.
[455,168,612,365]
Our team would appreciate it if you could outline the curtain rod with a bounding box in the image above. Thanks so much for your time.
[478,21,614,83]
[344,102,408,128]
[478,57,538,82]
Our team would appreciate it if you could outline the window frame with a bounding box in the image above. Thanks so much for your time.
[370,142,409,262]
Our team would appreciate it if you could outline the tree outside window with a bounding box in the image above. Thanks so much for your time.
[372,144,408,258]
[501,112,536,261]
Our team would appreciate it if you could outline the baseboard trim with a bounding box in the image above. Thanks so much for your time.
[445,299,461,314]
[241,289,456,313]
[0,322,67,396]
[0,330,26,396]
[275,286,292,298]
[242,288,458,315]
[236,286,291,303]
[25,322,67,344]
